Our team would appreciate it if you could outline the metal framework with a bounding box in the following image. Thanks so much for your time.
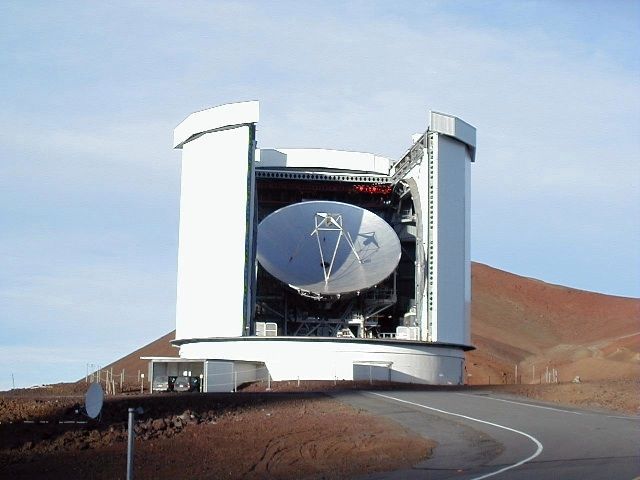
[256,169,391,184]
[310,212,362,285]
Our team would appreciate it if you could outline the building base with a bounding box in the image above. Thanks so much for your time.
[173,337,469,386]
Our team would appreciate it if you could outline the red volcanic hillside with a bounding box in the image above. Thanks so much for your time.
[95,263,640,385]
[88,331,178,384]
[467,263,639,384]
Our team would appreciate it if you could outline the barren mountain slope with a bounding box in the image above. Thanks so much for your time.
[86,331,178,385]
[467,262,640,384]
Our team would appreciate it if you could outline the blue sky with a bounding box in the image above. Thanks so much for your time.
[1,1,638,390]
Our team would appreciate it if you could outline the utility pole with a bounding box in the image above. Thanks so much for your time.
[127,407,143,479]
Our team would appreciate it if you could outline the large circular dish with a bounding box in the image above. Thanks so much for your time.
[257,201,401,296]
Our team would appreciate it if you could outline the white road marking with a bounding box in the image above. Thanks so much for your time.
[456,393,583,415]
[370,392,544,480]
[603,415,640,420]
[457,393,640,420]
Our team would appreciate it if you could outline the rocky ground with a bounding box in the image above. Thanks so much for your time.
[486,377,640,415]
[1,377,637,480]
[0,384,434,480]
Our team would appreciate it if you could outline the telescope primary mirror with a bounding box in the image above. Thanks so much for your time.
[257,200,401,297]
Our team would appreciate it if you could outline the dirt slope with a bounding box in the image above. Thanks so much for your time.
[85,331,179,386]
[0,392,433,480]
[92,262,640,387]
[467,262,640,384]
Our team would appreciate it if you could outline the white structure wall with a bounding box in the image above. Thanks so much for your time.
[179,339,465,385]
[429,134,472,345]
[174,102,258,341]
[406,111,475,346]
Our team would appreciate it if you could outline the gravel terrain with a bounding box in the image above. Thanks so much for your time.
[2,377,637,479]
[0,386,434,480]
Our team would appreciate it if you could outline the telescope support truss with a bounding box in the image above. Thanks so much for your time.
[310,213,362,285]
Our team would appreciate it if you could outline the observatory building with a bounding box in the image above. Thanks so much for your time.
[151,100,476,391]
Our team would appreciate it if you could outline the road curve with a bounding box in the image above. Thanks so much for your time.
[333,389,640,480]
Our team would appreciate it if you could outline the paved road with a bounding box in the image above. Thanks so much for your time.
[334,389,640,479]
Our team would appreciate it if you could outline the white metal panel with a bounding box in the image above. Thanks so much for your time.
[255,148,287,166]
[204,361,234,392]
[409,327,420,340]
[432,134,471,345]
[353,362,391,382]
[256,148,391,174]
[175,125,253,340]
[255,322,277,336]
[395,326,419,340]
[464,149,472,344]
[265,322,278,336]
[234,361,261,386]
[203,360,263,392]
[180,339,466,385]
[430,111,476,162]
[396,326,410,340]
[173,100,259,149]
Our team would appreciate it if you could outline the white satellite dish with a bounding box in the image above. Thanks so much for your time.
[85,382,104,419]
[257,201,401,297]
